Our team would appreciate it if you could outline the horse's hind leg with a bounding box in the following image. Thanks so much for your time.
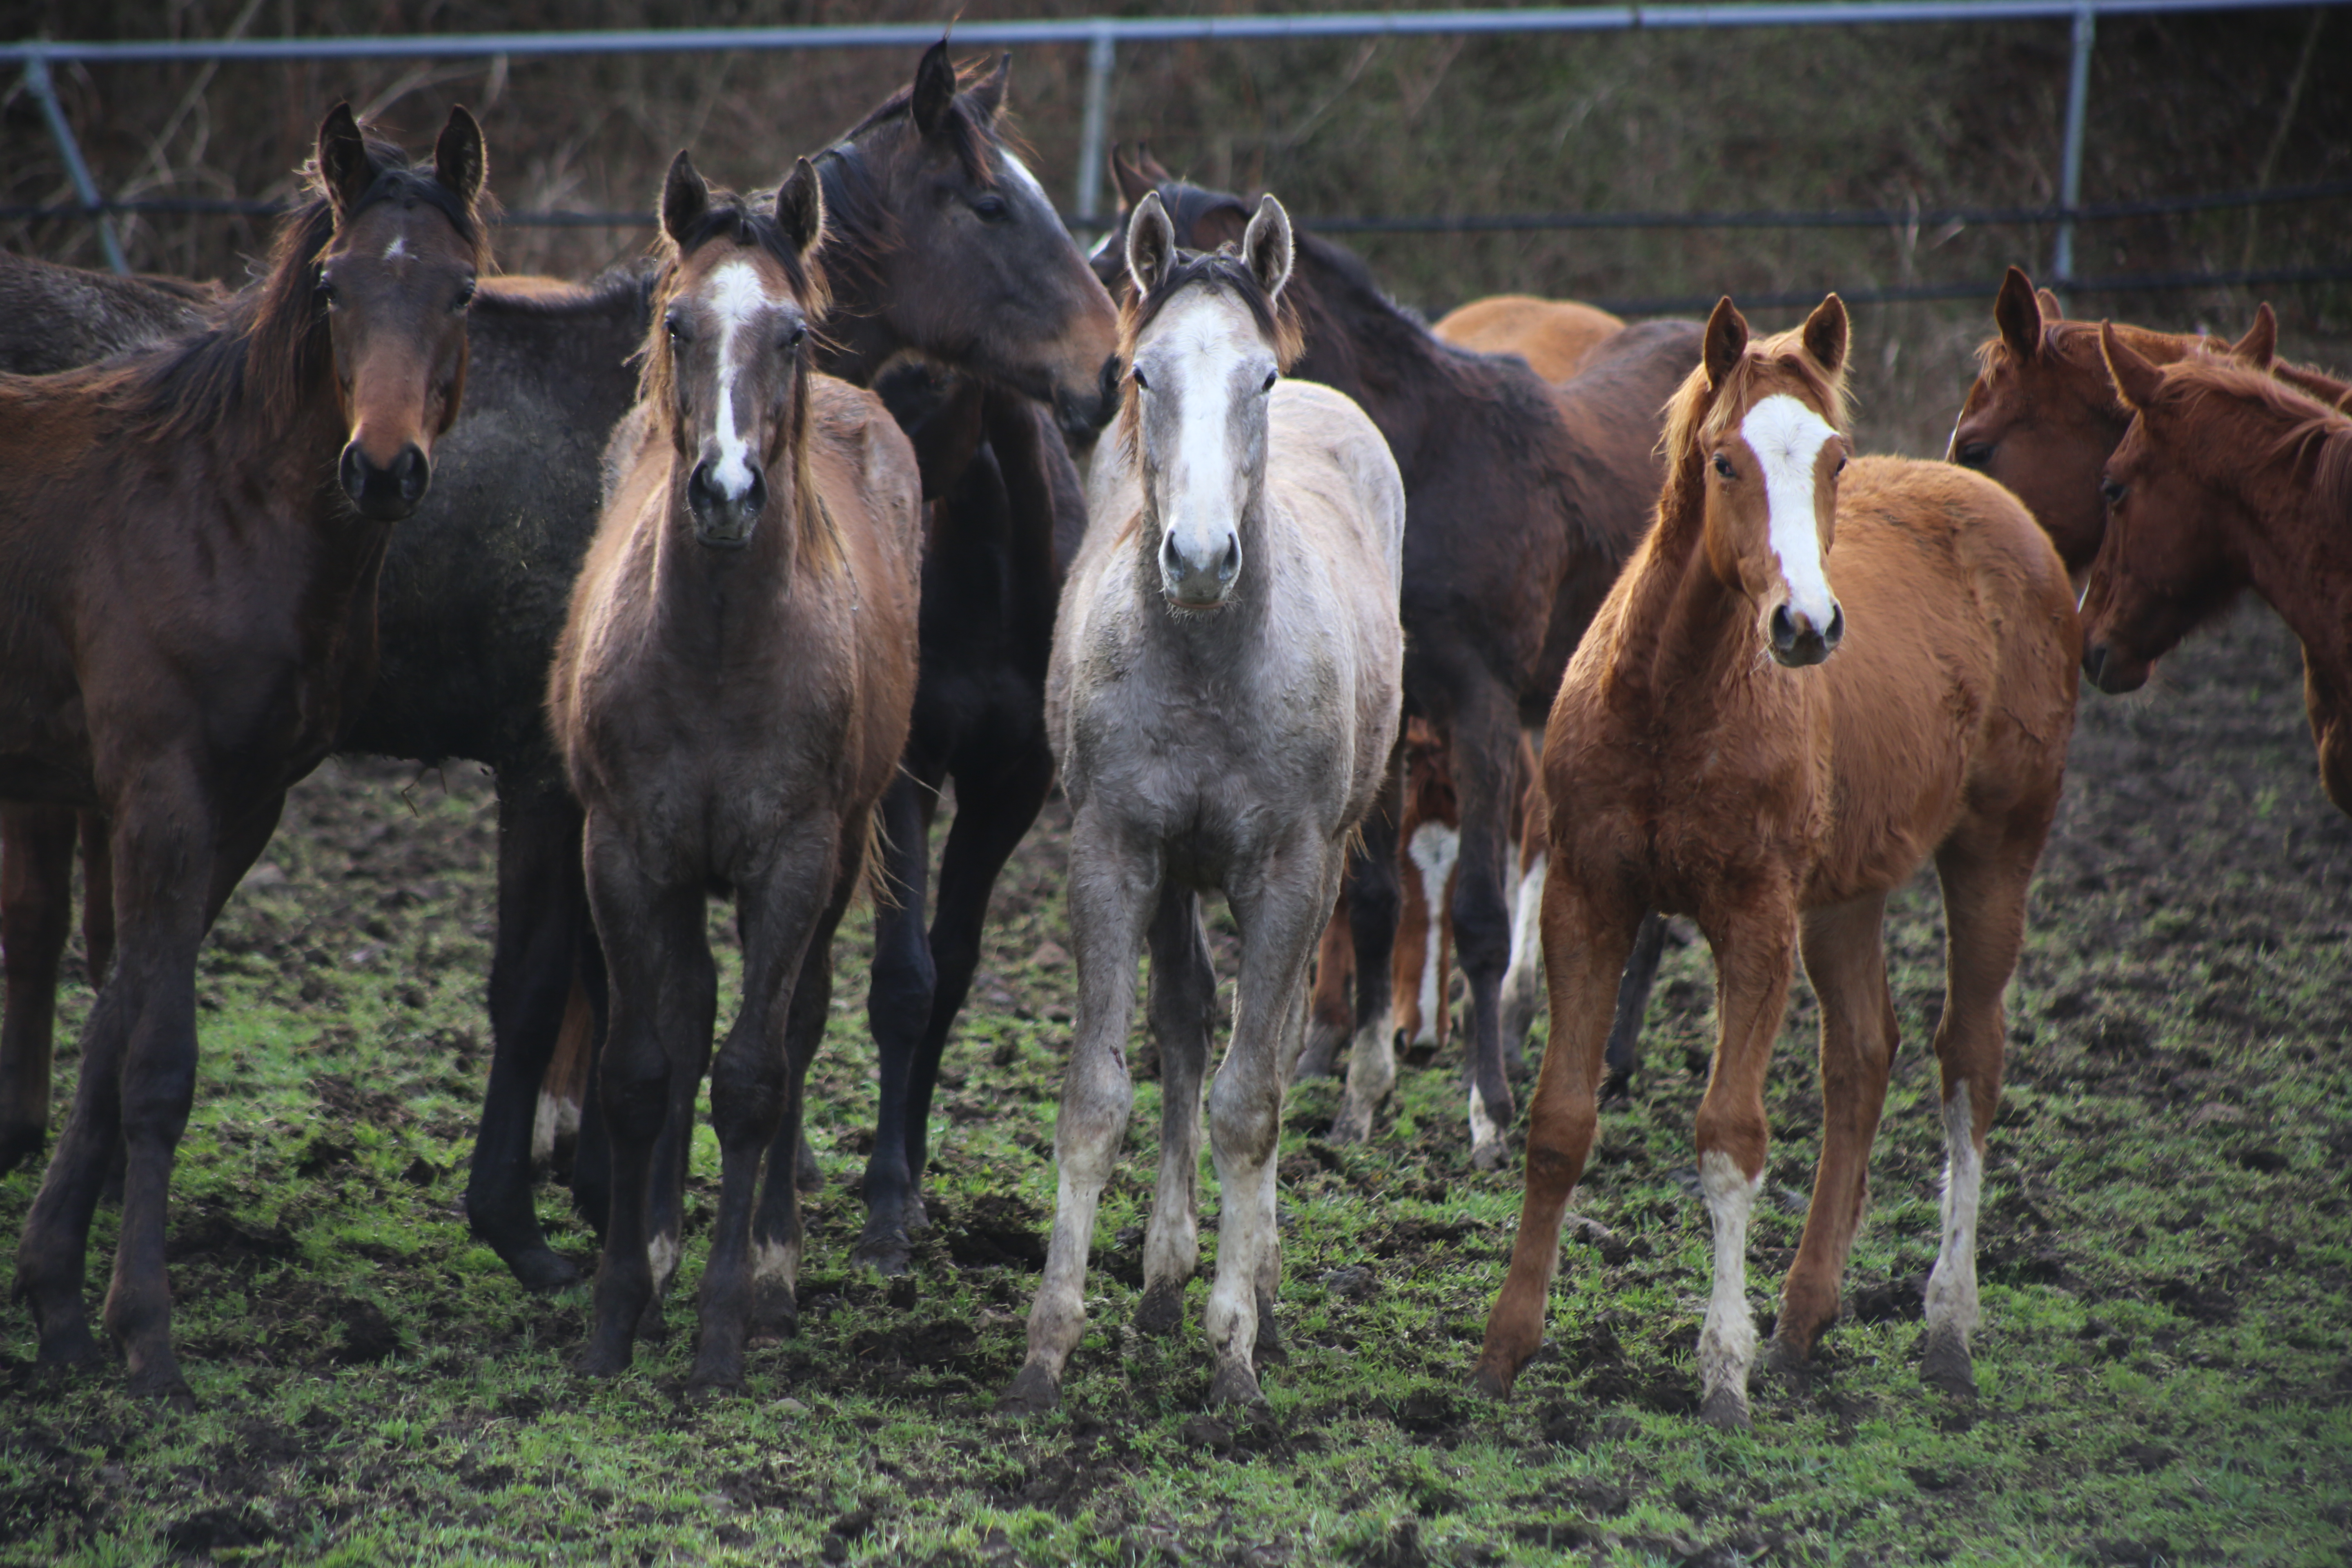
[1919,832,2037,1401]
[1295,891,1352,1079]
[466,774,593,1292]
[1,806,78,1174]
[1472,876,1640,1400]
[1136,881,1214,1336]
[1773,892,1898,1368]
[1443,695,1523,1171]
[1600,910,1668,1092]
[1002,814,1155,1416]
[1206,843,1332,1407]
[697,821,843,1391]
[854,772,935,1276]
[78,811,114,987]
[1331,754,1403,1137]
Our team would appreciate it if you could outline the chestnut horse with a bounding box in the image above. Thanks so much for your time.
[2,107,488,1404]
[2085,334,2352,816]
[1949,266,2344,580]
[1100,150,1694,1169]
[1004,195,1403,1414]
[549,154,920,1389]
[1431,294,1626,381]
[1473,296,2079,1428]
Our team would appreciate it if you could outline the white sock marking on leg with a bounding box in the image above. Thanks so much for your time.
[1698,1149,1762,1406]
[1924,1082,1982,1346]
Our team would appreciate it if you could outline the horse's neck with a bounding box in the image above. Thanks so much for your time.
[1290,253,1432,452]
[2230,430,2352,688]
[1610,459,1771,722]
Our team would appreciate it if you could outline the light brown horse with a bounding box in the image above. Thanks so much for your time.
[1473,295,2079,1427]
[548,153,920,1390]
[2,106,488,1405]
[2086,335,2352,816]
[1949,266,2344,580]
[1431,294,1626,382]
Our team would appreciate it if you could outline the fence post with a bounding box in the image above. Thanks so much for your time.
[22,54,128,276]
[2051,3,2095,289]
[1073,27,1115,234]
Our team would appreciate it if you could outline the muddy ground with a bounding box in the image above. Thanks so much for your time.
[2,599,2349,1564]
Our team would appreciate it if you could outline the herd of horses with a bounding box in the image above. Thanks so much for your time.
[1,46,2346,1425]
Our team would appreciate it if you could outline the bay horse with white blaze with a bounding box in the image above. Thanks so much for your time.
[549,154,920,1390]
[2085,332,2352,817]
[2,106,488,1404]
[1473,296,2079,1427]
[1003,194,1404,1413]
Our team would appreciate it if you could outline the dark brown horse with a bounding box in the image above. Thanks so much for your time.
[1098,151,1695,1167]
[2,106,488,1405]
[1949,266,2344,580]
[2085,335,2352,816]
[550,154,920,1390]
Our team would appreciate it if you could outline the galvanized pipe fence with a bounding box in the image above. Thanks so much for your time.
[10,0,2347,305]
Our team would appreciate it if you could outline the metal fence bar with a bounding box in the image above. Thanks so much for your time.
[18,58,127,274]
[2054,4,2100,285]
[1591,260,2352,317]
[1073,28,1116,226]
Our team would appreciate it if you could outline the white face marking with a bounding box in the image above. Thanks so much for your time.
[703,258,777,503]
[1739,394,1842,629]
[1135,290,1274,597]
[1000,150,1051,206]
[1924,1082,1984,1346]
[1697,1149,1762,1410]
[383,234,409,261]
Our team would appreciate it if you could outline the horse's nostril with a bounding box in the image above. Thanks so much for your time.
[1769,603,1797,648]
[1824,604,1845,646]
[1220,535,1239,579]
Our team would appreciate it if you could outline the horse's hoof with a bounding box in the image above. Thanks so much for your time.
[1294,1022,1345,1080]
[0,1123,47,1176]
[997,1362,1060,1417]
[1133,1279,1184,1336]
[687,1349,746,1396]
[848,1230,913,1278]
[748,1280,800,1343]
[1327,1103,1373,1145]
[508,1245,586,1296]
[1699,1384,1752,1430]
[1469,1358,1517,1401]
[32,1316,104,1372]
[1921,1328,1976,1400]
[1470,1138,1510,1174]
[1208,1361,1266,1409]
[577,1339,633,1379]
[1763,1334,1824,1388]
[794,1140,824,1194]
[129,1368,197,1412]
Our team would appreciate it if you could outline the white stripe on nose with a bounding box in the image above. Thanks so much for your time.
[704,260,774,502]
[1741,394,1841,629]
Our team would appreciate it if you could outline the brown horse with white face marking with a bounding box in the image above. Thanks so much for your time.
[1473,296,2079,1427]
[2,106,487,1405]
[549,154,920,1391]
[1949,266,2343,580]
[2085,335,2352,816]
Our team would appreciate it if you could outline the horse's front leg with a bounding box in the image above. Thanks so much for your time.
[1443,692,1524,1171]
[1,805,79,1175]
[1001,812,1155,1415]
[696,817,840,1392]
[1329,752,1403,1132]
[1207,837,1338,1407]
[1135,880,1214,1336]
[466,769,593,1292]
[854,772,934,1275]
[1687,897,1798,1430]
[578,820,711,1378]
[1472,870,1641,1399]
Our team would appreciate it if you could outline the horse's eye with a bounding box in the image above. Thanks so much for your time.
[971,193,1011,223]
[1956,441,1994,469]
[2100,477,2128,508]
[781,322,806,351]
[665,312,688,343]
[1261,370,1278,394]
[316,276,339,307]
[453,279,477,312]
[1833,456,1848,477]
[1131,366,1149,392]
[1712,453,1736,479]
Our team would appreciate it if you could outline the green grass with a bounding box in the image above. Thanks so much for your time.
[5,607,2352,1566]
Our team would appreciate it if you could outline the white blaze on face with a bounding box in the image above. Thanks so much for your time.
[703,258,776,503]
[999,149,1051,207]
[1138,290,1270,591]
[1740,393,1842,630]
[383,234,409,261]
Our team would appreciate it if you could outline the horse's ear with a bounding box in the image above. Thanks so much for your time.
[1702,296,1749,389]
[434,105,486,209]
[1243,193,1294,301]
[317,103,376,217]
[2036,287,2065,322]
[1994,266,2042,362]
[661,150,708,247]
[2232,301,2278,369]
[777,156,825,261]
[1126,189,1176,298]
[1802,292,1849,376]
[912,39,957,139]
[1137,143,1176,184]
[2100,321,2165,412]
[1112,144,1157,209]
[967,53,1010,125]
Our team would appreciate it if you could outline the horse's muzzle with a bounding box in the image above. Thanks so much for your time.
[340,441,431,521]
[1768,601,1843,668]
[1054,355,1123,440]
[2080,639,2148,695]
[1161,528,1240,610]
[688,458,765,549]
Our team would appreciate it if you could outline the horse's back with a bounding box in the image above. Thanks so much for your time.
[1432,295,1626,383]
